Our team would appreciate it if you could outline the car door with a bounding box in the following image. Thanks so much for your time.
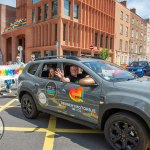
[56,63,102,124]
[35,61,66,113]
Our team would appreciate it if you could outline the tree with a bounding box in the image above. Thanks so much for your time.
[99,48,110,60]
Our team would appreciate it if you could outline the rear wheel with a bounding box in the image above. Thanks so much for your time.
[104,112,150,150]
[21,94,39,119]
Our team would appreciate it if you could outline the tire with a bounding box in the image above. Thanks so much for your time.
[104,112,150,150]
[21,94,39,119]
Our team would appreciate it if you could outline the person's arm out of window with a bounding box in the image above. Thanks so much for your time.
[55,68,70,82]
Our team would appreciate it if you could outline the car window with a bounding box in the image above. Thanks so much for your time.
[28,63,40,75]
[83,61,135,82]
[63,63,93,85]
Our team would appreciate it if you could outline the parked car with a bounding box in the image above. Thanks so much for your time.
[18,56,150,150]
[126,61,150,77]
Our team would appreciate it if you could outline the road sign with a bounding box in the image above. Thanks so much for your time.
[90,45,94,50]
[18,46,23,51]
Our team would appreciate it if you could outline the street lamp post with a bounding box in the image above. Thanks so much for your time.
[18,46,23,62]
[55,41,59,56]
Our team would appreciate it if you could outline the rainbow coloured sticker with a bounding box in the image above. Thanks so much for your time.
[69,86,84,103]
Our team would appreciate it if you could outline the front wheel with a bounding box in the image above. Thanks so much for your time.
[21,94,39,119]
[104,112,150,150]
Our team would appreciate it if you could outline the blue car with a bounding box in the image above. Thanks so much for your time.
[126,61,150,77]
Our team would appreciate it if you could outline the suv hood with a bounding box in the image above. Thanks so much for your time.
[114,77,150,93]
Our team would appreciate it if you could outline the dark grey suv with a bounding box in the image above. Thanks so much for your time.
[18,56,150,150]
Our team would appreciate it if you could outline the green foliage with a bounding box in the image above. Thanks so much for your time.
[99,48,110,60]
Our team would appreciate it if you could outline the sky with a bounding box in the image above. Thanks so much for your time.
[0,0,149,19]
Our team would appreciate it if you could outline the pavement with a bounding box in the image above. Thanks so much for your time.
[0,91,113,150]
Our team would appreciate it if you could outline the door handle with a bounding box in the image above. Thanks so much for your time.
[34,83,39,87]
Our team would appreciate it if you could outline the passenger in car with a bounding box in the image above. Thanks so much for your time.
[55,65,85,83]
[48,67,58,80]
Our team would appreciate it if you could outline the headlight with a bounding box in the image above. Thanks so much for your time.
[137,69,143,72]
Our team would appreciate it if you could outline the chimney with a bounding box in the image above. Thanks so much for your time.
[145,19,150,24]
[130,8,136,14]
[120,1,127,7]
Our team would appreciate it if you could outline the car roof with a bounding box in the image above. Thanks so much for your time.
[34,56,104,63]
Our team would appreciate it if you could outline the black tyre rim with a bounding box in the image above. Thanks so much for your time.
[22,97,33,116]
[109,121,139,150]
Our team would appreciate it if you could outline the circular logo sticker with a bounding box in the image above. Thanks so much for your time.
[46,82,57,98]
[38,92,47,105]
[0,116,4,140]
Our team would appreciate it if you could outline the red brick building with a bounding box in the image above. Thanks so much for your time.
[2,0,115,63]
[0,4,16,64]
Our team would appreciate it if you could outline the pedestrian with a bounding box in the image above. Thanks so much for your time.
[13,56,24,65]
[5,79,15,93]
[29,54,35,62]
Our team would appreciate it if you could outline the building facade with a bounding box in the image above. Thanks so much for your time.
[129,8,147,62]
[145,19,150,60]
[0,4,16,64]
[114,1,130,65]
[1,0,115,64]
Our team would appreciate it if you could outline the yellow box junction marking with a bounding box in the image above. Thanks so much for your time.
[0,99,16,112]
[43,116,56,150]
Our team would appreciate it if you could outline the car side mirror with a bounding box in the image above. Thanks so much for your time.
[78,77,97,86]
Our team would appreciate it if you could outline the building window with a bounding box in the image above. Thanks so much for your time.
[120,24,123,35]
[125,41,128,51]
[52,0,58,16]
[64,0,70,16]
[132,18,134,24]
[63,24,66,41]
[44,50,57,56]
[120,39,122,51]
[120,11,123,20]
[110,38,113,49]
[125,27,128,37]
[126,15,129,22]
[55,24,57,41]
[106,36,108,48]
[32,51,41,58]
[44,3,48,19]
[95,33,98,47]
[139,44,142,53]
[100,35,103,47]
[74,3,79,19]
[131,29,134,38]
[135,44,138,53]
[136,31,138,39]
[32,9,35,23]
[140,33,143,41]
[38,7,42,21]
[63,50,77,56]
[144,35,146,41]
[130,43,133,51]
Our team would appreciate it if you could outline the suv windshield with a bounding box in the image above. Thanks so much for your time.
[83,61,135,82]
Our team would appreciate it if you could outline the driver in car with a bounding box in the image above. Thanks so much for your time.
[55,65,85,83]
